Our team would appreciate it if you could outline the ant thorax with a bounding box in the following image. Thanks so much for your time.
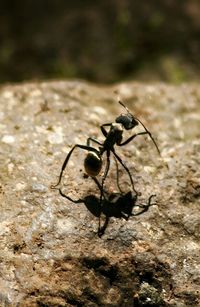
[103,123,123,149]
[111,122,123,133]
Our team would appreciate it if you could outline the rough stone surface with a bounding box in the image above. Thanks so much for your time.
[0,81,199,306]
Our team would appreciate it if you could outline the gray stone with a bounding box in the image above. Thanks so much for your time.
[0,81,199,306]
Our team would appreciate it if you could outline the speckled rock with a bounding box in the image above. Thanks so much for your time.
[0,81,199,306]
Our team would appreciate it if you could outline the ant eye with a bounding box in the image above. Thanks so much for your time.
[131,116,138,128]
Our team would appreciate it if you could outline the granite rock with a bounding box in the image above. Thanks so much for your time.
[0,81,199,306]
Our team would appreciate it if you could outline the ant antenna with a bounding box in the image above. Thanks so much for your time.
[118,100,130,114]
[118,100,161,156]
[134,116,161,156]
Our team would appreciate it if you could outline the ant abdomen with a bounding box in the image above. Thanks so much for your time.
[84,151,102,177]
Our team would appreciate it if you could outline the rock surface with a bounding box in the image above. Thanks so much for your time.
[0,80,199,306]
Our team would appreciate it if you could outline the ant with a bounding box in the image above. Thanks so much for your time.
[52,100,160,234]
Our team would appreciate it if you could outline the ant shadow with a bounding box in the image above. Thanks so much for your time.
[58,188,156,237]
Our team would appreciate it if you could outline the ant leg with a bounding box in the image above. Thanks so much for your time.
[59,188,83,204]
[98,216,109,238]
[51,144,99,188]
[98,150,110,235]
[112,149,138,195]
[100,150,111,202]
[92,177,106,199]
[92,176,108,237]
[114,156,123,193]
[100,123,112,137]
[119,131,148,146]
[92,177,102,190]
[119,131,160,156]
[87,137,103,147]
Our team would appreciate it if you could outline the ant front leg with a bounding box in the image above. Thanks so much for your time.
[119,130,160,156]
[119,131,148,146]
[100,123,112,137]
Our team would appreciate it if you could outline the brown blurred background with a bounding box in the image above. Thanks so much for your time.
[0,0,200,84]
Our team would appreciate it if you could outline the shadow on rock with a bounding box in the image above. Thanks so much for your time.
[58,188,155,237]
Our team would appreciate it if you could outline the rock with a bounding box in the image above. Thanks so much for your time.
[0,81,199,306]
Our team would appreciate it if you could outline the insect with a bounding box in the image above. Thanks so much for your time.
[52,100,160,204]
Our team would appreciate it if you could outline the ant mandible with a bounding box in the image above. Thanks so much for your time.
[52,100,160,204]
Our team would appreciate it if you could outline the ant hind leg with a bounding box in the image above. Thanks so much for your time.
[112,149,138,196]
[51,144,100,188]
[98,151,110,236]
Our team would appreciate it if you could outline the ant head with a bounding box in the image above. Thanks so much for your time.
[116,100,161,155]
[116,101,138,130]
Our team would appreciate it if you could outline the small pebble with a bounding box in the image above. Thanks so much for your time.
[31,183,47,193]
[2,135,15,144]
[48,133,63,144]
[16,182,26,191]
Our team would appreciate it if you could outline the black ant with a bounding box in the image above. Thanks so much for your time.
[52,101,160,234]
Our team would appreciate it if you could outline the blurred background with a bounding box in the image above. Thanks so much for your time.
[0,0,200,84]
